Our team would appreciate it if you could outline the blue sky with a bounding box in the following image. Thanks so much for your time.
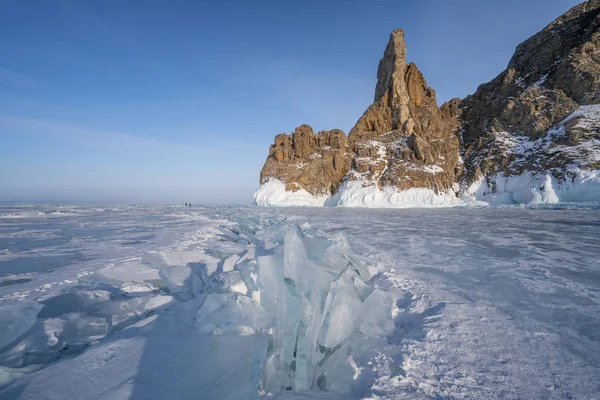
[0,0,582,203]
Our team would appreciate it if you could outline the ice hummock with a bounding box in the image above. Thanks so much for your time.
[0,300,43,352]
[0,208,398,398]
[249,226,394,395]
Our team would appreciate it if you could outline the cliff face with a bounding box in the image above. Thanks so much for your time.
[259,126,352,197]
[460,0,600,191]
[347,29,461,194]
[259,29,461,199]
[257,0,600,207]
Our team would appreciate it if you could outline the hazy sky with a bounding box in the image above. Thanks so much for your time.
[0,0,582,204]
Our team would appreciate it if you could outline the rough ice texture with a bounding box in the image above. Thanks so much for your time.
[256,173,600,207]
[255,179,464,208]
[0,205,400,398]
[0,301,43,352]
[332,181,464,208]
[1,205,600,398]
[462,105,600,205]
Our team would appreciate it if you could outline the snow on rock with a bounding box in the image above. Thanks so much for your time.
[256,104,600,209]
[462,104,600,205]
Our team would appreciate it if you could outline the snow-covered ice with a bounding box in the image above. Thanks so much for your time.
[0,204,599,399]
[254,179,330,207]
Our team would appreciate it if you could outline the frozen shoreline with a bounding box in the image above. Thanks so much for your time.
[1,205,599,399]
[255,170,600,208]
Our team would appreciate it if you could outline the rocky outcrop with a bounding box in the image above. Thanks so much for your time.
[460,0,600,188]
[259,28,461,198]
[346,29,461,194]
[257,0,600,207]
[259,125,352,196]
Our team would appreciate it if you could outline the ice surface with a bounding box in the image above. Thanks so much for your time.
[158,265,193,297]
[91,294,175,331]
[258,171,600,208]
[318,270,362,350]
[0,365,42,390]
[0,311,271,400]
[358,289,394,338]
[222,254,240,272]
[465,169,600,205]
[196,292,270,335]
[333,180,465,208]
[1,204,599,399]
[254,178,463,208]
[82,260,163,295]
[254,179,330,207]
[0,301,42,351]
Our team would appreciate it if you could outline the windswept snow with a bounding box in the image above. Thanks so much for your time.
[0,205,599,399]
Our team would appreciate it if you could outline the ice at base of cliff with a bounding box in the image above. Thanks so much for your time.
[255,178,467,208]
[256,171,600,208]
[464,169,600,206]
[254,179,330,207]
[332,181,466,208]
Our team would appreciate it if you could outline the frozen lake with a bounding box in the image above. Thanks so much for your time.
[0,204,599,399]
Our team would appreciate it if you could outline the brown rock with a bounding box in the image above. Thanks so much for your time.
[460,0,600,189]
[346,29,461,193]
[258,0,600,202]
[259,125,352,196]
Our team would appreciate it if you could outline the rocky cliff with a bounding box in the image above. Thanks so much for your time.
[256,0,600,207]
[346,29,461,195]
[459,0,600,203]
